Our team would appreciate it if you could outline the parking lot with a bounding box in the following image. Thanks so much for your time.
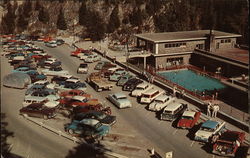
[1,37,249,158]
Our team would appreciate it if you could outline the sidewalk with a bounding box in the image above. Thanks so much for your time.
[72,40,249,139]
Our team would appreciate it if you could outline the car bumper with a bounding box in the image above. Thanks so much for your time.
[212,150,235,157]
[194,136,209,143]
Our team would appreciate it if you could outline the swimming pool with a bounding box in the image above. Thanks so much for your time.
[157,69,226,93]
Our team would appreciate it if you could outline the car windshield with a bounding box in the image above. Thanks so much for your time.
[181,116,194,120]
[118,96,127,100]
[94,122,102,129]
[136,87,145,90]
[155,99,163,103]
[98,113,106,119]
[163,110,172,114]
[201,127,214,132]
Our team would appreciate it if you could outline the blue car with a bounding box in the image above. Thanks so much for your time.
[109,69,128,82]
[65,118,110,138]
[12,67,37,74]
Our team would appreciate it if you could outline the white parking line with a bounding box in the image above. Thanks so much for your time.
[172,129,178,135]
[190,141,195,147]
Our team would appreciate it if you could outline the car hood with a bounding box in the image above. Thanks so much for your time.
[195,130,212,139]
[148,102,161,110]
[67,120,79,130]
[177,119,192,128]
[97,125,110,135]
[44,101,60,108]
[101,115,116,125]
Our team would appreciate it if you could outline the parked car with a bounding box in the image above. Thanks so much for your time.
[25,90,60,102]
[77,63,88,74]
[13,60,36,70]
[56,39,65,45]
[109,69,128,82]
[27,80,56,89]
[40,60,62,69]
[60,96,100,108]
[194,120,226,143]
[131,82,153,97]
[20,103,57,119]
[177,111,201,129]
[84,54,101,63]
[73,111,116,126]
[107,93,132,108]
[27,71,47,83]
[56,79,87,92]
[160,102,188,121]
[12,67,36,74]
[117,73,134,86]
[42,67,69,76]
[140,88,163,104]
[51,75,74,85]
[212,130,245,157]
[59,89,91,99]
[72,104,112,116]
[148,94,175,111]
[94,61,115,70]
[65,119,110,138]
[45,40,57,48]
[123,78,143,91]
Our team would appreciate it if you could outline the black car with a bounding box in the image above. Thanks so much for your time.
[123,78,143,91]
[56,39,65,45]
[51,76,71,85]
[37,60,61,68]
[73,111,116,126]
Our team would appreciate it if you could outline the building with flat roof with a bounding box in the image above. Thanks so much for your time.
[133,30,248,78]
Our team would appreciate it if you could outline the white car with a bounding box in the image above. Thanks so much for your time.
[140,88,164,104]
[107,93,132,109]
[77,63,88,74]
[25,90,60,103]
[148,94,175,111]
[194,120,226,143]
[55,79,87,92]
[45,41,57,48]
[42,67,69,76]
[79,53,91,60]
[43,100,60,108]
[27,80,56,89]
[84,54,101,63]
[131,82,153,97]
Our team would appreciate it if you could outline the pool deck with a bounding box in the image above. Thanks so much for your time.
[73,40,249,133]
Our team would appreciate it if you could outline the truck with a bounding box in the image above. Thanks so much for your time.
[86,72,114,92]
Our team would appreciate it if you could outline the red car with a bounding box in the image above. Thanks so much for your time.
[212,130,245,157]
[177,111,201,129]
[73,105,112,115]
[59,89,92,99]
[59,96,99,108]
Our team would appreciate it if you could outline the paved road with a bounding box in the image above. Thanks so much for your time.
[1,55,77,158]
[35,42,214,158]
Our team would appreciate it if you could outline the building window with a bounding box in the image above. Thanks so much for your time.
[221,39,231,43]
[165,42,186,48]
[196,44,204,49]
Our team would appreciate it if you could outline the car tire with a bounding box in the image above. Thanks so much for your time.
[68,129,74,135]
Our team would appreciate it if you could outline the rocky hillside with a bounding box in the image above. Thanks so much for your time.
[0,0,249,44]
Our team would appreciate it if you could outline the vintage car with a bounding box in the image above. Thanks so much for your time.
[160,102,188,121]
[212,130,245,157]
[13,60,36,70]
[73,111,116,126]
[117,73,134,86]
[122,78,143,91]
[140,88,163,104]
[100,67,123,78]
[65,119,110,138]
[12,67,37,74]
[20,103,57,119]
[56,79,87,92]
[41,67,69,76]
[131,82,153,97]
[26,71,47,83]
[77,63,88,74]
[84,54,101,63]
[94,61,110,70]
[25,90,60,102]
[109,69,128,82]
[79,52,92,60]
[56,39,65,45]
[45,40,57,48]
[148,94,175,111]
[41,60,62,69]
[42,100,60,108]
[60,96,100,108]
[72,104,112,116]
[59,89,91,99]
[27,80,56,89]
[194,120,226,143]
[177,111,201,129]
[51,75,74,85]
[71,48,89,57]
[107,93,132,108]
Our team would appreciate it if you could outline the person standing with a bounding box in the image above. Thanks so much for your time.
[207,102,212,117]
[212,104,220,118]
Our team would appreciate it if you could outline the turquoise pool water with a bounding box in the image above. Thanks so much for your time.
[157,69,226,92]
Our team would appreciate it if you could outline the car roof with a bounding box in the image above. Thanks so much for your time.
[155,94,170,101]
[113,93,126,98]
[136,82,149,88]
[34,80,48,84]
[80,118,99,126]
[202,120,220,129]
[219,130,242,142]
[164,102,183,111]
[142,88,159,95]
[182,111,196,118]
[66,79,79,83]
[72,96,86,101]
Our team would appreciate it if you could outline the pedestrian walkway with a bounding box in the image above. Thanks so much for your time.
[70,39,249,136]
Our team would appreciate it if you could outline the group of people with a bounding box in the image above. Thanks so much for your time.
[207,102,220,118]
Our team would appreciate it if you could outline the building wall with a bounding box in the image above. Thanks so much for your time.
[155,54,191,68]
[215,38,236,50]
[157,40,205,54]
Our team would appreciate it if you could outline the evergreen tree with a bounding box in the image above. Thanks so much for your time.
[1,3,16,34]
[129,8,143,27]
[79,2,88,26]
[107,6,120,33]
[35,1,41,10]
[16,7,29,32]
[23,0,32,18]
[57,8,67,30]
[38,6,50,24]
